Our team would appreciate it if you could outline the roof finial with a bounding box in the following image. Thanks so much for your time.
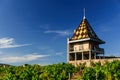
[83,8,86,19]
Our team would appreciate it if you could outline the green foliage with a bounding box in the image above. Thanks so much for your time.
[0,63,76,80]
[39,63,76,80]
[83,67,96,80]
[81,60,120,80]
[1,61,120,80]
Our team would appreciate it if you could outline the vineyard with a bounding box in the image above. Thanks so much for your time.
[0,60,120,80]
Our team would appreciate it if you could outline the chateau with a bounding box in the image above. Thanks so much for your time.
[67,11,120,66]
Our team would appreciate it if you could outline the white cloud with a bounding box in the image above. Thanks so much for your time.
[0,54,49,63]
[0,37,31,48]
[106,52,120,57]
[44,30,71,36]
[98,25,110,33]
[56,52,64,55]
[0,51,3,54]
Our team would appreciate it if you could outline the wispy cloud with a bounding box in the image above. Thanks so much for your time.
[101,28,110,32]
[98,25,110,33]
[39,24,50,30]
[0,51,3,54]
[0,37,31,48]
[106,52,120,57]
[56,52,64,55]
[38,46,65,56]
[0,53,49,63]
[44,30,71,36]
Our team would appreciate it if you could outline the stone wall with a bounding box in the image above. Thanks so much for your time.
[69,58,120,66]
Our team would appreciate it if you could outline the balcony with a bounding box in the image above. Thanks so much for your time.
[69,48,74,51]
[69,48,89,53]
[92,48,104,54]
[69,47,104,54]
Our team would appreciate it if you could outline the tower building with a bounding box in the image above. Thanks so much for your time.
[67,11,105,66]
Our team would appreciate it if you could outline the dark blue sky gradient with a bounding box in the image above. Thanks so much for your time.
[0,0,120,65]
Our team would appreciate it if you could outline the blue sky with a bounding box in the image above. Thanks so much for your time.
[0,0,120,65]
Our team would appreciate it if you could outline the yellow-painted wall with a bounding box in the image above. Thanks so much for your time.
[73,42,89,51]
[83,42,89,50]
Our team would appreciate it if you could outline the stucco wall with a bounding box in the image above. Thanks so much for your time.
[73,42,89,51]
[69,58,120,66]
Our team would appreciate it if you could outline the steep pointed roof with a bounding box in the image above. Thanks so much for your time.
[70,18,105,44]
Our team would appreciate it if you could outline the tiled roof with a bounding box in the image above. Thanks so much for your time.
[70,18,105,44]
